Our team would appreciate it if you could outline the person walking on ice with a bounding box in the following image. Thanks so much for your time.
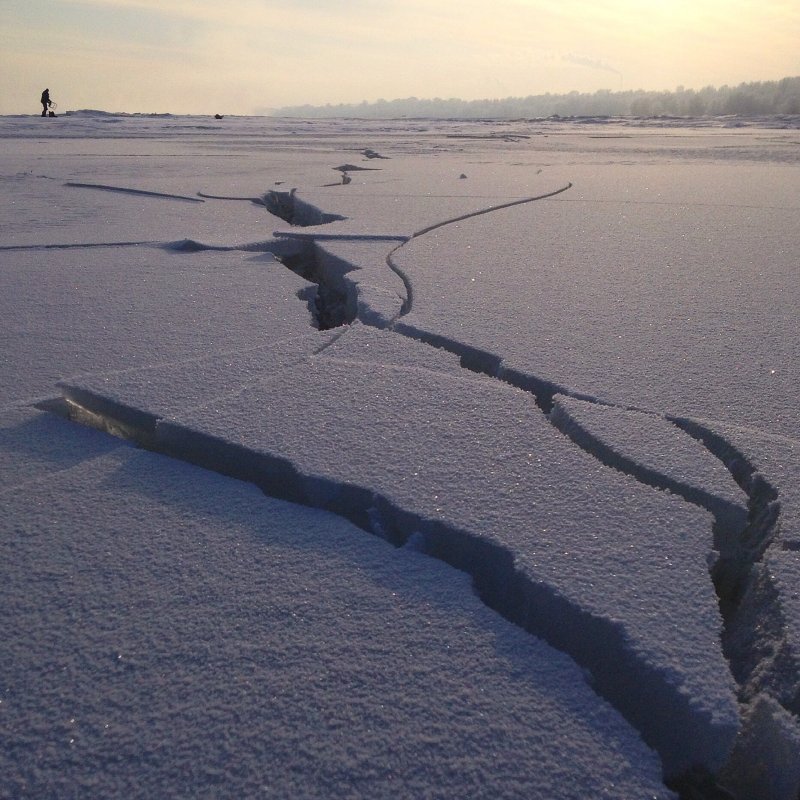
[41,89,52,116]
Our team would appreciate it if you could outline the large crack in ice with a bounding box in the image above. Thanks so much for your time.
[53,380,730,787]
[44,183,796,799]
[272,185,793,796]
[262,188,347,226]
[376,329,790,796]
[668,418,790,704]
[378,197,793,796]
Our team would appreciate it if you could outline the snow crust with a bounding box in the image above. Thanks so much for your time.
[1,410,671,799]
[551,396,748,541]
[0,247,316,407]
[391,164,800,439]
[67,339,739,774]
[3,113,799,798]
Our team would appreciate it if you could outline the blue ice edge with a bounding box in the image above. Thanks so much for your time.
[58,380,738,780]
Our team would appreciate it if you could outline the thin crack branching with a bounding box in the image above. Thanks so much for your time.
[383,183,573,320]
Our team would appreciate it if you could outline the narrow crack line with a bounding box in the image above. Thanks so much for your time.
[388,324,752,538]
[666,417,778,503]
[0,241,159,252]
[311,327,349,355]
[0,240,285,254]
[274,232,408,242]
[196,192,262,201]
[263,185,571,329]
[411,183,574,238]
[64,182,205,203]
[549,401,747,537]
[557,197,800,212]
[383,183,573,321]
[385,242,413,318]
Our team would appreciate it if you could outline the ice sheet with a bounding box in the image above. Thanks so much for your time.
[3,113,798,798]
[0,247,316,406]
[153,356,738,775]
[392,164,800,439]
[0,420,671,799]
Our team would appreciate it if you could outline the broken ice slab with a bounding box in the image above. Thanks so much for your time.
[58,329,338,437]
[152,356,739,776]
[57,325,464,438]
[1,438,672,799]
[551,395,748,541]
[0,247,318,408]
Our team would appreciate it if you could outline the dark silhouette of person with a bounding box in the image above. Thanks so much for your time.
[41,89,51,116]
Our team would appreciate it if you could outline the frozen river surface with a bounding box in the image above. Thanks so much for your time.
[1,113,799,799]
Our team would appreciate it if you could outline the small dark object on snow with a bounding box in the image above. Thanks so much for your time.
[334,164,380,172]
[214,114,223,119]
[361,148,389,160]
[459,173,467,179]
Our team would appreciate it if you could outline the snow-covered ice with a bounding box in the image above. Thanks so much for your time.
[2,409,673,799]
[550,396,748,545]
[391,163,799,439]
[0,246,317,408]
[2,112,799,798]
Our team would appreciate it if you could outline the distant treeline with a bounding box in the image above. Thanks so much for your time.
[272,76,800,119]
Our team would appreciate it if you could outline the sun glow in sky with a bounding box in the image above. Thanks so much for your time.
[1,0,798,115]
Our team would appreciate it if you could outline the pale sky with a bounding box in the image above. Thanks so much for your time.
[1,0,798,115]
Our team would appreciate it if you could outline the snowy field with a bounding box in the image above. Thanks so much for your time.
[1,112,799,799]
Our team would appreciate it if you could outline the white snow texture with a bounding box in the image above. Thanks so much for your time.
[2,112,800,799]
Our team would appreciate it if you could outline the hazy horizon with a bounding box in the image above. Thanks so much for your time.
[2,0,799,116]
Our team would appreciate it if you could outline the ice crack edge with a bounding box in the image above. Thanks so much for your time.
[51,380,734,790]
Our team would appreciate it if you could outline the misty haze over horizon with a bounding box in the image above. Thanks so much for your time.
[267,75,800,119]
